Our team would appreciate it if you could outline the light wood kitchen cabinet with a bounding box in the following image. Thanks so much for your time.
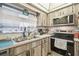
[31,37,51,56]
[31,45,41,56]
[54,12,57,18]
[42,45,46,56]
[17,50,31,56]
[10,44,31,56]
[41,38,49,56]
[17,52,26,56]
[31,40,41,48]
[37,13,42,26]
[31,40,41,56]
[42,13,48,26]
[59,8,70,16]
[8,35,51,56]
[48,13,54,26]
[48,37,51,53]
[67,6,73,15]
[42,43,49,56]
[37,12,48,26]
[74,41,79,56]
[13,45,27,55]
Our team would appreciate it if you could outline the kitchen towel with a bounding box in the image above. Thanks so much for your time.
[54,38,67,50]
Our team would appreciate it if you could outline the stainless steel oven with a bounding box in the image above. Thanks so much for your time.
[51,33,74,56]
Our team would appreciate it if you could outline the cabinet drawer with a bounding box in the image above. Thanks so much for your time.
[36,40,41,45]
[31,40,41,48]
[31,42,37,48]
[14,45,27,55]
[17,52,26,56]
[42,39,46,44]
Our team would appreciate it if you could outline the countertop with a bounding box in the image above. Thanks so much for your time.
[0,34,51,51]
[74,38,79,42]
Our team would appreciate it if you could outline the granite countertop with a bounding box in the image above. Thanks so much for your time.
[0,34,51,51]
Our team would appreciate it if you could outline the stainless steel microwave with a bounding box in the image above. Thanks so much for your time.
[53,14,75,26]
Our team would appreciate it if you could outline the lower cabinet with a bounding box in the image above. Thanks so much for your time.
[17,50,31,56]
[9,44,31,56]
[42,38,51,56]
[74,41,79,56]
[42,46,46,56]
[14,45,27,55]
[9,37,51,56]
[41,43,48,56]
[31,45,41,56]
[48,37,51,53]
[17,52,26,56]
[45,42,49,55]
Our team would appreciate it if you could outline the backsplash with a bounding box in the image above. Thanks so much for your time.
[49,26,77,33]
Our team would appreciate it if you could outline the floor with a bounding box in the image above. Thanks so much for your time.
[48,51,62,56]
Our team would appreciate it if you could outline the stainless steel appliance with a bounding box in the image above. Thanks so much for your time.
[53,14,76,26]
[0,49,9,56]
[51,33,74,56]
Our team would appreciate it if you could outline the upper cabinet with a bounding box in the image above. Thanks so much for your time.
[75,4,79,27]
[37,12,48,27]
[67,6,74,15]
[48,4,77,26]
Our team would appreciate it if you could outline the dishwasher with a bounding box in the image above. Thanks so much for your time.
[0,49,10,56]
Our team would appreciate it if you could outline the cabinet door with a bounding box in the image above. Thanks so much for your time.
[17,52,26,56]
[48,37,51,53]
[41,38,50,56]
[42,47,45,56]
[17,51,31,56]
[74,42,79,56]
[31,40,41,48]
[13,45,27,55]
[31,45,41,56]
[42,43,47,56]
[40,13,47,26]
[63,8,69,16]
[43,42,49,56]
[37,14,42,26]
[41,39,47,56]
[26,50,31,56]
[45,42,49,55]
[67,6,73,15]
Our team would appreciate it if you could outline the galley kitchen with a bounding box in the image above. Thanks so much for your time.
[0,3,79,56]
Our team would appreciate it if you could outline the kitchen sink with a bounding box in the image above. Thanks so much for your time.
[33,35,40,38]
[11,35,41,43]
[0,40,16,48]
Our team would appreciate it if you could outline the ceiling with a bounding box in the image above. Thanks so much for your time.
[31,3,73,13]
